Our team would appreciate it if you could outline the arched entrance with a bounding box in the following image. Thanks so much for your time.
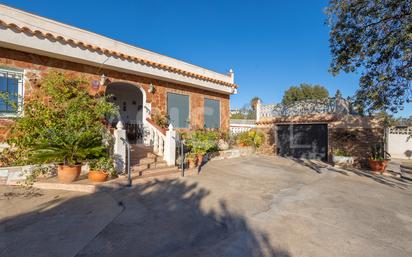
[106,82,146,143]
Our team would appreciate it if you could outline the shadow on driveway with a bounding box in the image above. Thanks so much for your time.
[288,157,412,190]
[1,179,291,257]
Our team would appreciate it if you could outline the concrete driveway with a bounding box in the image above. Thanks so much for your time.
[1,156,412,257]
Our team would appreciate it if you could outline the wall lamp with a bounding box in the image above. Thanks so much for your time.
[148,83,156,93]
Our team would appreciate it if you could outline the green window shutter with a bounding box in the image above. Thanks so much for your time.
[167,93,189,128]
[204,98,220,128]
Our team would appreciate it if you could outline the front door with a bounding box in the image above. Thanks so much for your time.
[106,82,144,143]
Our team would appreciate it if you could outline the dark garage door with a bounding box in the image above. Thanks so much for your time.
[277,124,328,161]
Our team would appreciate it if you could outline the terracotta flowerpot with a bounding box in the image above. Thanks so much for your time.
[57,164,81,183]
[196,154,204,166]
[88,170,108,182]
[187,159,195,169]
[368,159,389,173]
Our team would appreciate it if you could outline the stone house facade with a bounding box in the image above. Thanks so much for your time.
[0,5,237,143]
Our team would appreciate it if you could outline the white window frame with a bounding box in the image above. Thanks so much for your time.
[0,67,24,117]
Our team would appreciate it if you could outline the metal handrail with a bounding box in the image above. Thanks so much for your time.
[180,137,185,177]
[120,137,131,187]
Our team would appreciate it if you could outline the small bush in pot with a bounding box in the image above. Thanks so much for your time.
[184,130,219,163]
[332,149,354,167]
[368,144,391,173]
[88,157,116,182]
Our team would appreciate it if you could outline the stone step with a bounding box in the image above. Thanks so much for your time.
[130,166,180,179]
[130,144,159,159]
[131,156,158,164]
[130,144,153,151]
[131,149,156,156]
[131,161,168,171]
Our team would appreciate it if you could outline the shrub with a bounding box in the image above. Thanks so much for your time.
[5,71,116,166]
[333,149,350,156]
[236,129,265,148]
[369,144,390,161]
[184,129,219,155]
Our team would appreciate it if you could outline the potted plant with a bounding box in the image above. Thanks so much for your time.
[185,130,219,166]
[368,144,391,173]
[237,131,252,147]
[186,153,196,169]
[332,149,354,167]
[29,132,108,183]
[88,157,115,182]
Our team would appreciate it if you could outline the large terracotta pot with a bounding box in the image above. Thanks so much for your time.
[57,164,81,183]
[88,170,108,182]
[187,159,196,169]
[196,154,204,166]
[368,159,389,173]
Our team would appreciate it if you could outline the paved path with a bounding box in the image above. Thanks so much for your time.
[1,156,412,257]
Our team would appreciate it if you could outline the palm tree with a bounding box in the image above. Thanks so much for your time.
[250,97,261,111]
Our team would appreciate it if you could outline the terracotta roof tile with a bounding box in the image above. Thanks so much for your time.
[0,19,238,89]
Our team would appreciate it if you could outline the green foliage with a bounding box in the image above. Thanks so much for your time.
[151,110,169,129]
[6,71,116,166]
[230,112,246,119]
[326,0,411,113]
[236,130,265,148]
[0,91,18,112]
[282,84,329,105]
[333,149,350,157]
[250,96,260,110]
[369,144,390,161]
[184,130,220,155]
[0,147,27,166]
[89,157,116,177]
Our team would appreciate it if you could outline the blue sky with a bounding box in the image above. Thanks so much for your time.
[2,0,410,116]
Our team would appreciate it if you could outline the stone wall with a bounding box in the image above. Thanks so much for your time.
[256,126,277,155]
[328,127,384,168]
[0,47,230,141]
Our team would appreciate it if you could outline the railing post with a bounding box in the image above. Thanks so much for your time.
[153,130,159,153]
[164,124,176,166]
[114,121,127,173]
[158,136,164,156]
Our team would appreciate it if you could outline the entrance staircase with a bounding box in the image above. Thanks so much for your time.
[129,144,180,180]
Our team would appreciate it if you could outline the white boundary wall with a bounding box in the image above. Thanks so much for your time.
[230,119,256,134]
[387,127,412,159]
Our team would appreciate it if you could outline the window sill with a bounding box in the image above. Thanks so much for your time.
[0,113,20,118]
